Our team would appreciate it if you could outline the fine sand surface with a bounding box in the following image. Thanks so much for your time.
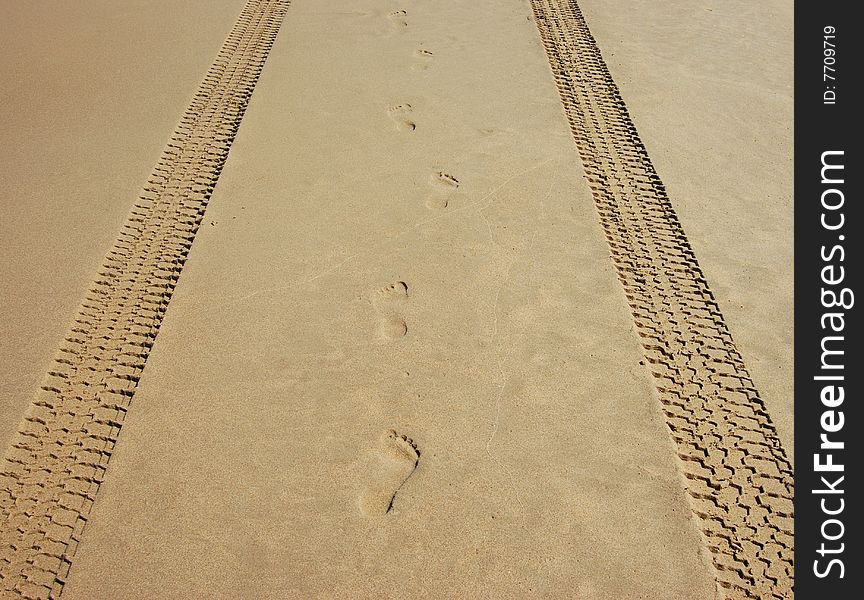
[61,0,715,596]
[0,0,245,452]
[578,0,794,459]
[1,0,793,598]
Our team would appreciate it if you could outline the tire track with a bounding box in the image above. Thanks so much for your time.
[528,1,794,598]
[0,1,288,597]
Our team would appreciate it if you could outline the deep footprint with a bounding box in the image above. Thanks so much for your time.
[359,430,420,516]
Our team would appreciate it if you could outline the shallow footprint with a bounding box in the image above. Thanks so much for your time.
[431,171,459,189]
[425,196,448,209]
[388,9,408,28]
[388,103,416,132]
[412,48,434,71]
[359,430,420,516]
[374,280,409,310]
[379,314,408,339]
[425,171,459,209]
[372,281,409,339]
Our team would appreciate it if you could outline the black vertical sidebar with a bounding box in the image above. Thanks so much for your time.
[794,1,861,598]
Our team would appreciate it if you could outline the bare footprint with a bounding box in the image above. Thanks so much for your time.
[379,314,408,339]
[425,171,459,209]
[388,104,416,132]
[372,280,409,339]
[431,171,459,189]
[412,48,434,71]
[425,196,448,209]
[388,9,408,28]
[359,430,420,516]
[374,280,408,310]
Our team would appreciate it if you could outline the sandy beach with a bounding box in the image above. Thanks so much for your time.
[1,1,793,598]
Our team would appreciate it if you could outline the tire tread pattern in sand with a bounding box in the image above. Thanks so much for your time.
[528,1,794,598]
[0,1,289,597]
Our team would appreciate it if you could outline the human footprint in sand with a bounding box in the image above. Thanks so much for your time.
[358,430,420,516]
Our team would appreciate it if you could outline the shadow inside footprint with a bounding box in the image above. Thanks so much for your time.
[425,196,449,209]
[431,171,459,188]
[388,9,408,28]
[426,171,460,209]
[379,314,408,339]
[412,48,434,71]
[375,281,408,307]
[359,430,420,516]
[372,280,409,339]
[388,104,416,132]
